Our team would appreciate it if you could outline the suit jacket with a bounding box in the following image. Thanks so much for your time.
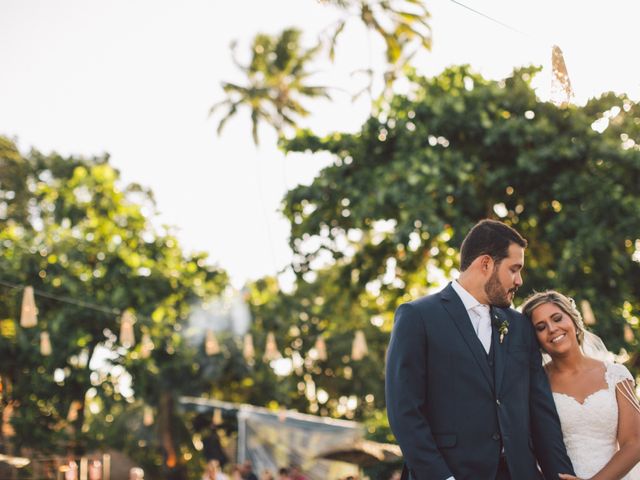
[385,283,574,479]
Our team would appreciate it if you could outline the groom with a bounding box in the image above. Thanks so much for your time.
[385,219,574,479]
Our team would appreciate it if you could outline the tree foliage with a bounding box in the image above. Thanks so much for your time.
[276,65,640,420]
[211,28,330,145]
[0,138,233,477]
[212,1,433,143]
[323,0,431,92]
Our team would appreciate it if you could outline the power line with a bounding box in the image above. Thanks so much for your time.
[448,0,530,38]
[0,279,121,317]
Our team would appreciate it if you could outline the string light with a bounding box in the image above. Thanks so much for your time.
[67,401,83,422]
[143,406,154,426]
[314,335,327,361]
[205,330,221,356]
[243,333,255,362]
[581,300,596,325]
[351,330,368,361]
[119,311,136,348]
[212,408,223,426]
[624,324,635,344]
[20,286,38,328]
[140,332,154,359]
[263,332,282,362]
[40,332,52,356]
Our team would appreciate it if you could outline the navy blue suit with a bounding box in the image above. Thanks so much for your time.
[385,284,574,479]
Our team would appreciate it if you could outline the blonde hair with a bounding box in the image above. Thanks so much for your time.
[521,290,585,345]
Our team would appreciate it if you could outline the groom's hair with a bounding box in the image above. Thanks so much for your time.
[459,219,527,271]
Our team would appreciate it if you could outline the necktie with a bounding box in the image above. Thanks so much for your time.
[472,304,492,354]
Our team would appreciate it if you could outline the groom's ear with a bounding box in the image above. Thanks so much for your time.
[479,254,493,273]
[468,254,493,276]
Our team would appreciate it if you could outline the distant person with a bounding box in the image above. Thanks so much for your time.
[202,459,229,480]
[277,467,291,480]
[260,470,275,480]
[230,465,243,480]
[241,460,258,480]
[288,464,307,480]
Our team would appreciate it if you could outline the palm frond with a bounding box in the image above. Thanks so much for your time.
[209,98,232,116]
[215,102,241,136]
[328,20,347,61]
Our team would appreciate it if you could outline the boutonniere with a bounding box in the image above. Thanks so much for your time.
[492,313,510,344]
[497,320,509,344]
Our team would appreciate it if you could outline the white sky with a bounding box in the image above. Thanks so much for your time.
[1,0,639,288]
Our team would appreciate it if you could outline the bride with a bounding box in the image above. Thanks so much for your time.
[521,290,640,480]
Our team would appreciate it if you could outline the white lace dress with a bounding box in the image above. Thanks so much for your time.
[553,362,640,479]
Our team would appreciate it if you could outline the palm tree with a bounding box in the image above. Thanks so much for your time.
[211,28,330,145]
[322,0,432,91]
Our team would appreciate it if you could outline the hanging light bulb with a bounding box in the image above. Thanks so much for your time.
[67,400,83,422]
[143,406,154,426]
[314,335,327,361]
[580,300,596,325]
[263,332,282,362]
[1,402,15,438]
[140,332,154,358]
[351,330,368,361]
[20,286,38,328]
[205,330,220,356]
[624,324,635,344]
[119,311,135,348]
[212,408,223,426]
[243,333,255,362]
[40,331,52,356]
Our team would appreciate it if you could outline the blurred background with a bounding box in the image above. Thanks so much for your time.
[1,0,639,479]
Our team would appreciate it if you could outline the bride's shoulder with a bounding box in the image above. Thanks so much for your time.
[604,361,634,386]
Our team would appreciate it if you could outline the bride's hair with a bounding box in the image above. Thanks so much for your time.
[521,290,586,345]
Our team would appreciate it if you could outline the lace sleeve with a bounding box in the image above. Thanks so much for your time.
[606,362,634,385]
[607,363,640,415]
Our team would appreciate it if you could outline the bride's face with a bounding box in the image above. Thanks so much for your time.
[530,302,579,354]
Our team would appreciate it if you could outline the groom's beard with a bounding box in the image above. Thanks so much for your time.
[485,268,516,308]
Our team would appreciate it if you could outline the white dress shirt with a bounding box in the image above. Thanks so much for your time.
[450,280,492,353]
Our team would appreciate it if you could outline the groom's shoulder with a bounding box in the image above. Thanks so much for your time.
[498,305,527,322]
[502,305,525,318]
[399,286,448,312]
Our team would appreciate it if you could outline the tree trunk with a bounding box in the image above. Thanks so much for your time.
[158,391,180,475]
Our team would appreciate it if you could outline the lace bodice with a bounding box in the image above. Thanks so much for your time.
[553,362,639,479]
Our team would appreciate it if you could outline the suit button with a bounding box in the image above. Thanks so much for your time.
[496,399,501,406]
[492,432,501,441]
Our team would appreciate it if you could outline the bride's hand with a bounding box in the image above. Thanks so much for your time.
[558,475,584,480]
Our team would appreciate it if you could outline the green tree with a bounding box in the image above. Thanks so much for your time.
[211,28,330,145]
[246,270,392,418]
[281,65,640,369]
[323,0,432,92]
[0,138,231,478]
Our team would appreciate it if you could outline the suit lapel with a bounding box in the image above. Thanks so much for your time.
[491,307,509,395]
[441,284,494,390]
